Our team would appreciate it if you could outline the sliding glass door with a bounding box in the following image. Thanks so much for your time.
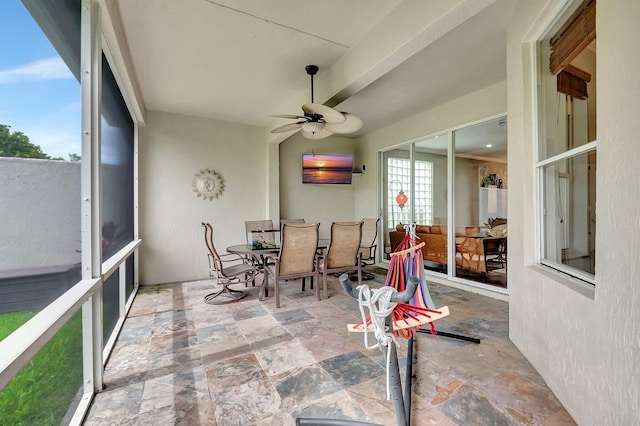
[453,117,508,288]
[381,116,507,290]
[383,134,446,271]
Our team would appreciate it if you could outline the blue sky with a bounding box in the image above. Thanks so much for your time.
[0,1,80,159]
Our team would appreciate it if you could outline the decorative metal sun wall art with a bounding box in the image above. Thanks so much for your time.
[192,169,225,201]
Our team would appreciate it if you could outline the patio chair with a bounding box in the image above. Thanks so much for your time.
[244,219,278,273]
[245,219,277,247]
[359,217,380,266]
[319,221,363,300]
[280,218,323,268]
[279,218,305,228]
[264,223,320,308]
[202,222,258,305]
[279,219,318,289]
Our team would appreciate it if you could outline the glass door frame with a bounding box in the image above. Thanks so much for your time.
[378,113,508,296]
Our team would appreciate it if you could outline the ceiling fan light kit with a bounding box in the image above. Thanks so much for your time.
[270,65,362,139]
[300,127,334,140]
[301,121,324,134]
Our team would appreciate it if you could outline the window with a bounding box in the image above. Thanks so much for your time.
[386,157,433,229]
[537,0,596,284]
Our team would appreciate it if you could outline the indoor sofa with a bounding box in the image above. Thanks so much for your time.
[389,223,506,274]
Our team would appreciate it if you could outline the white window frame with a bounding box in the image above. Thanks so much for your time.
[534,0,597,286]
[536,143,596,285]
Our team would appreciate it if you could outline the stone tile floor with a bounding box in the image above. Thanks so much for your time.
[84,267,576,425]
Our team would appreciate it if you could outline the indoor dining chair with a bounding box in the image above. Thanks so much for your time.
[264,223,320,308]
[319,221,363,300]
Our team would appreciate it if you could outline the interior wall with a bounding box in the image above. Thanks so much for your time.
[138,110,267,285]
[428,153,448,224]
[454,158,479,227]
[507,0,640,424]
[279,133,357,239]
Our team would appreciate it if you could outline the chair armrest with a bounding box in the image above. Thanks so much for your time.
[219,252,249,263]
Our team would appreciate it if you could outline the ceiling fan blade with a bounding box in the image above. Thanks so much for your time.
[324,113,363,134]
[302,103,345,124]
[269,114,307,119]
[300,127,334,140]
[271,122,303,133]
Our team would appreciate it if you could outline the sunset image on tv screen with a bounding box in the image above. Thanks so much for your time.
[302,154,353,184]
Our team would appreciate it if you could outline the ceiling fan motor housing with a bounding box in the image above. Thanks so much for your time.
[307,113,323,123]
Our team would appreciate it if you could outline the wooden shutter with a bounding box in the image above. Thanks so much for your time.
[549,0,595,75]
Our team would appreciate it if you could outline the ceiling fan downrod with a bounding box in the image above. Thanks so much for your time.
[305,65,318,103]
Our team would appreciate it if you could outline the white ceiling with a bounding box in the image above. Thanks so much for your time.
[114,0,516,145]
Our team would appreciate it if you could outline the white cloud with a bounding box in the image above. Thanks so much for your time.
[0,57,74,84]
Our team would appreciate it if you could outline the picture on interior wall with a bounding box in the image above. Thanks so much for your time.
[302,153,353,184]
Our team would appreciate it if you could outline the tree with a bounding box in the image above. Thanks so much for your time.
[68,153,81,161]
[0,124,51,159]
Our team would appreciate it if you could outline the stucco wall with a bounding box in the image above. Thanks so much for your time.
[507,0,640,423]
[138,111,268,285]
[0,157,80,270]
[278,133,357,239]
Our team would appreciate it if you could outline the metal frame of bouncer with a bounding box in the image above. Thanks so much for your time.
[381,226,479,425]
[296,224,479,426]
[296,273,430,426]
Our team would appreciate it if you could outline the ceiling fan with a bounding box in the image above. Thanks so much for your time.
[270,65,363,140]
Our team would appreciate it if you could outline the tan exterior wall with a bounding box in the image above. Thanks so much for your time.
[138,110,267,285]
[507,0,640,423]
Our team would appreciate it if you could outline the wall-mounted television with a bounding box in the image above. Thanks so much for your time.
[302,153,353,184]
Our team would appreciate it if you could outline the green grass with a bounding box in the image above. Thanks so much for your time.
[0,310,83,425]
[0,311,36,340]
